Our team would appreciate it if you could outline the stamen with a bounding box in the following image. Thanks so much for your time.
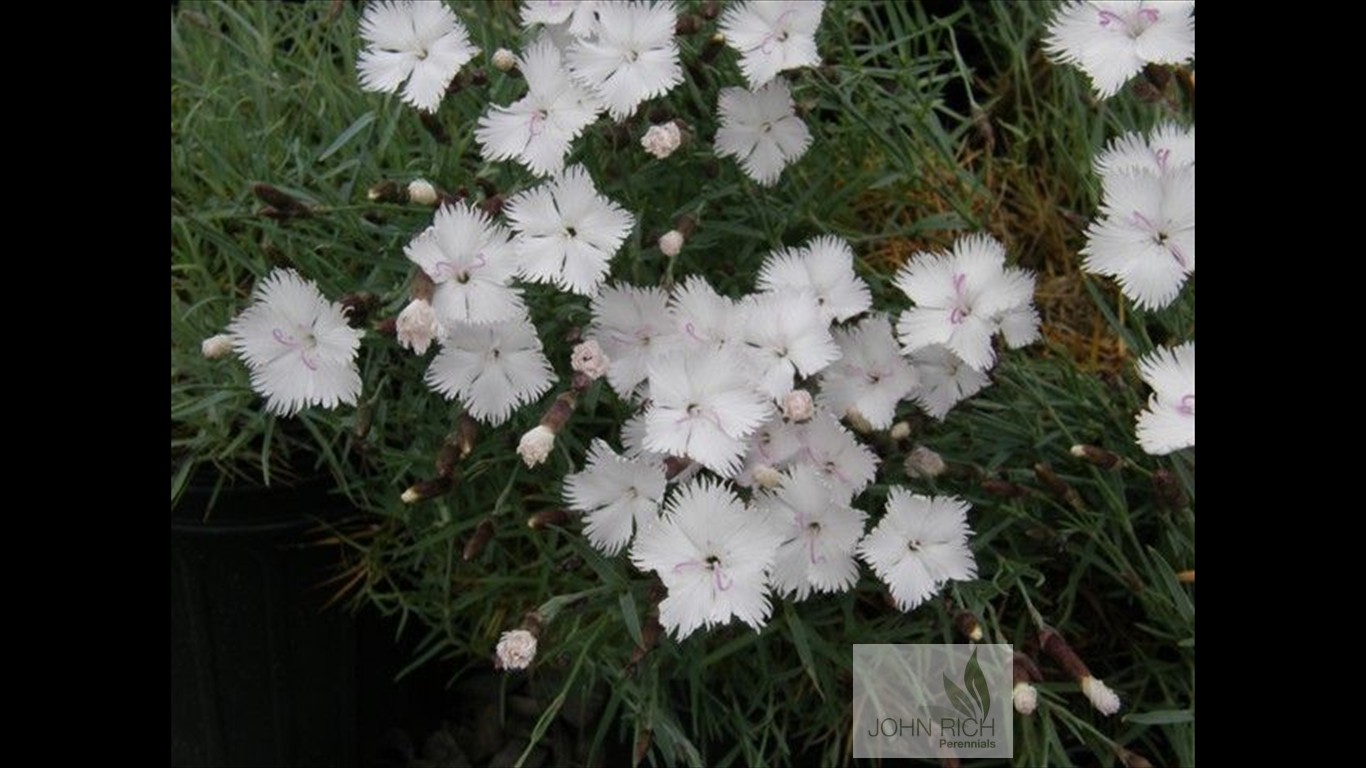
[713,566,733,592]
[808,534,826,565]
[1178,394,1195,415]
[528,110,546,137]
[684,321,708,344]
[1154,148,1171,172]
[1168,242,1189,269]
[272,328,299,346]
[1137,8,1160,24]
[1097,9,1123,26]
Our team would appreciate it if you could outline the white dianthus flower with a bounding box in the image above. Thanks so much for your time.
[856,489,977,612]
[643,348,774,477]
[356,0,480,113]
[758,235,872,323]
[757,464,866,601]
[505,165,635,296]
[228,269,363,417]
[1081,165,1195,311]
[424,319,556,425]
[564,439,667,556]
[714,80,811,186]
[566,1,683,120]
[1134,341,1194,455]
[476,36,603,177]
[404,202,524,327]
[630,478,783,639]
[1043,1,1195,99]
[719,0,825,89]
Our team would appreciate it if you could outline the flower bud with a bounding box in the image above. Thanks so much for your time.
[494,629,537,671]
[201,333,234,360]
[491,47,517,72]
[781,390,814,422]
[904,446,946,479]
[396,298,443,355]
[658,229,684,257]
[406,178,439,206]
[889,421,911,441]
[752,465,782,489]
[641,121,683,159]
[571,339,611,381]
[518,425,556,468]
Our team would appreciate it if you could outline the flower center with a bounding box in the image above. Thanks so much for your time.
[1177,393,1195,416]
[431,252,488,284]
[907,538,923,552]
[759,10,797,54]
[273,326,319,370]
[1130,211,1187,268]
[529,109,548,137]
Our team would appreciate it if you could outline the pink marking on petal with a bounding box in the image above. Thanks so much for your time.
[952,272,967,295]
[1154,148,1171,172]
[713,566,733,592]
[758,9,797,54]
[807,534,826,565]
[1130,210,1157,232]
[949,308,966,325]
[684,321,707,344]
[528,110,547,137]
[1168,242,1189,269]
[272,328,299,347]
[1138,8,1160,24]
[1097,9,1123,27]
[672,558,701,574]
[299,348,319,371]
[1178,394,1194,415]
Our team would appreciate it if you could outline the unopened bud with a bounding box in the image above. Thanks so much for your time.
[1070,444,1121,469]
[1081,676,1122,716]
[494,629,537,671]
[419,111,451,144]
[491,47,517,72]
[518,425,556,468]
[1012,682,1039,715]
[339,292,378,327]
[1152,468,1188,511]
[889,421,911,441]
[752,465,782,489]
[981,478,1027,498]
[1034,462,1084,510]
[406,178,439,206]
[658,229,684,257]
[845,409,874,434]
[528,508,571,530]
[367,180,403,203]
[401,476,452,504]
[954,610,983,642]
[781,390,815,422]
[396,298,443,355]
[904,446,946,478]
[571,339,611,381]
[463,519,495,561]
[641,121,683,159]
[201,333,234,360]
[252,183,311,217]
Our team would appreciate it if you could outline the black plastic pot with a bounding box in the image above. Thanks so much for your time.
[171,478,357,768]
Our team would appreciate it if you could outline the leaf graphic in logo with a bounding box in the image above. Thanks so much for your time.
[943,673,977,720]
[963,647,991,721]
